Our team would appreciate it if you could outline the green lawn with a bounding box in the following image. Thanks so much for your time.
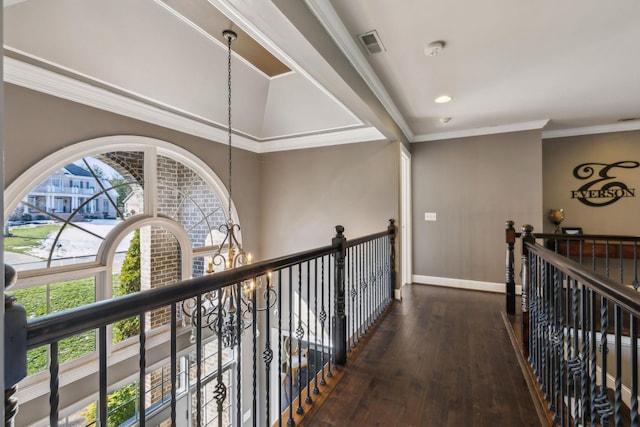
[4,224,61,254]
[13,278,97,375]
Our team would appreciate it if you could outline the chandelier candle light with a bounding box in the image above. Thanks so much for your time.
[184,30,277,348]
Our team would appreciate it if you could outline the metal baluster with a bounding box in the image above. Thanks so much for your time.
[352,246,357,347]
[619,241,624,284]
[385,235,390,305]
[171,304,177,426]
[349,246,355,350]
[194,295,201,427]
[287,268,294,426]
[296,264,304,415]
[595,296,613,424]
[328,256,334,376]
[369,240,374,324]
[99,326,107,427]
[252,280,257,427]
[366,240,371,332]
[50,341,60,427]
[567,277,580,425]
[633,242,639,290]
[552,267,562,423]
[264,274,273,425]
[358,243,363,343]
[589,289,598,426]
[631,314,638,425]
[614,304,623,426]
[529,257,538,377]
[139,313,146,427]
[372,238,376,319]
[313,259,320,396]
[377,237,381,316]
[320,256,327,387]
[579,284,589,424]
[543,262,552,402]
[541,260,549,399]
[236,282,242,427]
[277,270,283,427]
[305,261,312,405]
[216,288,225,427]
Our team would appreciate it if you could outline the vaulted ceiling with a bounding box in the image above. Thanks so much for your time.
[5,0,640,152]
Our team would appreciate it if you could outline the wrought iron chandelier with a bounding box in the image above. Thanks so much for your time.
[184,29,276,348]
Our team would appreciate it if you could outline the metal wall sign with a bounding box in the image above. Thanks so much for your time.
[570,161,639,207]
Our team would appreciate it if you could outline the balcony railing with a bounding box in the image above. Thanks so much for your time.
[506,222,640,426]
[4,220,396,426]
[31,184,98,196]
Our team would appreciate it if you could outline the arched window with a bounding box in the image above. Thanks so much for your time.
[3,136,238,425]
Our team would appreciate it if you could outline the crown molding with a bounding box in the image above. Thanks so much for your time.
[305,0,414,142]
[414,119,550,142]
[5,56,385,153]
[542,121,640,139]
[257,126,385,153]
[4,55,259,152]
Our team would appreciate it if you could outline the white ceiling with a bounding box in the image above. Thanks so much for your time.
[4,0,640,152]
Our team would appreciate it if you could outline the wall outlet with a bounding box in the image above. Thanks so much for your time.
[425,212,437,221]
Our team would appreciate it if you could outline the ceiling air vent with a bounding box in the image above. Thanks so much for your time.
[358,30,385,55]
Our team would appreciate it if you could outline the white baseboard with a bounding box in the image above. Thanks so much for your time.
[412,275,522,295]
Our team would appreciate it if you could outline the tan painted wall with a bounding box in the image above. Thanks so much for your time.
[259,141,400,259]
[412,130,543,284]
[4,84,399,262]
[543,130,640,235]
[3,84,262,255]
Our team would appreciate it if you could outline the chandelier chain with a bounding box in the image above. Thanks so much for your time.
[226,32,233,221]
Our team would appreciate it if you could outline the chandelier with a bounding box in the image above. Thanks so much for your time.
[184,29,276,348]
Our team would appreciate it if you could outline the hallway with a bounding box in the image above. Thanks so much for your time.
[305,285,541,426]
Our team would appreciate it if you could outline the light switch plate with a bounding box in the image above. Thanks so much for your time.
[425,212,437,221]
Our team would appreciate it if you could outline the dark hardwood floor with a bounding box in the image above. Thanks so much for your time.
[304,284,542,426]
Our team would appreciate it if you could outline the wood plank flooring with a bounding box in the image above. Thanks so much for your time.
[303,284,542,426]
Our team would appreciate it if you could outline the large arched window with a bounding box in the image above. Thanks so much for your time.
[3,136,238,425]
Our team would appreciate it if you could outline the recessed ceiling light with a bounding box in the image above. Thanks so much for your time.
[434,95,452,104]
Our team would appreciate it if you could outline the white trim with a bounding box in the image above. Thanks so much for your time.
[412,274,522,295]
[4,135,239,275]
[97,214,193,282]
[542,121,640,139]
[400,146,412,287]
[4,56,382,153]
[256,126,386,153]
[5,136,231,222]
[414,120,550,142]
[305,0,413,142]
[4,55,258,152]
[153,0,274,80]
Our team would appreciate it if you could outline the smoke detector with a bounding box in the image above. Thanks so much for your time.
[424,40,445,57]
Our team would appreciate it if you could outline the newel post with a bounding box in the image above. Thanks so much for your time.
[4,265,27,427]
[388,219,397,300]
[520,225,534,358]
[505,221,516,314]
[332,225,347,366]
